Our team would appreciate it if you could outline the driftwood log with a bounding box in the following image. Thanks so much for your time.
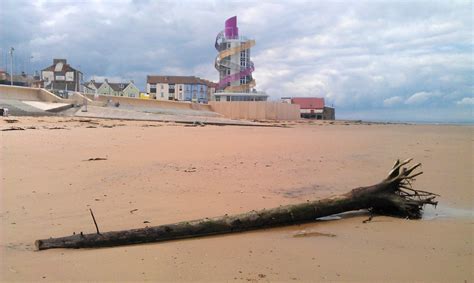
[36,158,438,250]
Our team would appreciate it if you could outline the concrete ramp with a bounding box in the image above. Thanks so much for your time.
[0,99,54,116]
[22,101,73,112]
[75,105,264,126]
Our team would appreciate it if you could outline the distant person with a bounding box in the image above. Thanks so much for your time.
[115,102,120,107]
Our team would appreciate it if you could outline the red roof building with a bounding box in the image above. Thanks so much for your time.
[281,97,335,120]
[290,97,325,109]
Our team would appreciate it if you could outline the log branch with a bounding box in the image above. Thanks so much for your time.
[35,159,438,250]
[89,209,100,235]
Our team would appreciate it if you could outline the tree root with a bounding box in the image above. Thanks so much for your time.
[366,158,438,219]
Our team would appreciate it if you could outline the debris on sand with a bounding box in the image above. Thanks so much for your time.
[35,159,438,250]
[45,126,68,130]
[84,157,108,161]
[184,121,206,127]
[293,231,336,238]
[1,126,25,131]
[4,119,19,123]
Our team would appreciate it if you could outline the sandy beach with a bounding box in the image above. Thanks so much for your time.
[0,117,472,282]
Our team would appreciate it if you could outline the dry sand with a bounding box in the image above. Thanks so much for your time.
[0,117,472,282]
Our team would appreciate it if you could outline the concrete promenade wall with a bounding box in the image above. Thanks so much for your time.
[83,94,213,112]
[209,101,300,120]
[67,92,105,107]
[0,85,63,102]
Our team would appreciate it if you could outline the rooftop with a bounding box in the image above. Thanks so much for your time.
[147,75,216,86]
[291,97,325,109]
[42,59,80,73]
[214,91,268,97]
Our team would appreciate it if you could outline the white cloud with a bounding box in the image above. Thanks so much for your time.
[29,34,68,46]
[405,91,441,105]
[456,97,474,106]
[1,0,472,122]
[383,96,404,107]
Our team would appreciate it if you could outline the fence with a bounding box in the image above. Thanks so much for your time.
[209,101,300,120]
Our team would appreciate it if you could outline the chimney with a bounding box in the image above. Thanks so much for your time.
[53,59,67,65]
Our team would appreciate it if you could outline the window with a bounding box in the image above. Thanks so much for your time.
[226,96,231,101]
[150,84,156,93]
[161,84,164,89]
[161,92,164,98]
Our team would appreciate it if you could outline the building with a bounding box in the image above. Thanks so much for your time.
[282,97,335,120]
[30,78,44,88]
[96,79,139,98]
[0,70,12,85]
[83,79,139,98]
[214,16,268,101]
[146,75,212,103]
[215,90,268,102]
[83,80,102,94]
[0,70,37,87]
[41,59,83,93]
[205,80,218,102]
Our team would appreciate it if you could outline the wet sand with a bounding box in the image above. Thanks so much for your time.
[1,117,472,282]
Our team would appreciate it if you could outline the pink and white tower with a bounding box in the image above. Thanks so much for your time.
[214,16,267,101]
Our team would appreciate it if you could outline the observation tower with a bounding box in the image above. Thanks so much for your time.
[214,16,267,101]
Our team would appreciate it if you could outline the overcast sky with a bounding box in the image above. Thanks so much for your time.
[1,0,472,122]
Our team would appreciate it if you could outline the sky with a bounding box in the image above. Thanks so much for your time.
[1,0,472,122]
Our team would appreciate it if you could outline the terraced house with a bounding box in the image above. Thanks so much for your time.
[83,80,102,94]
[84,79,140,98]
[146,75,215,103]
